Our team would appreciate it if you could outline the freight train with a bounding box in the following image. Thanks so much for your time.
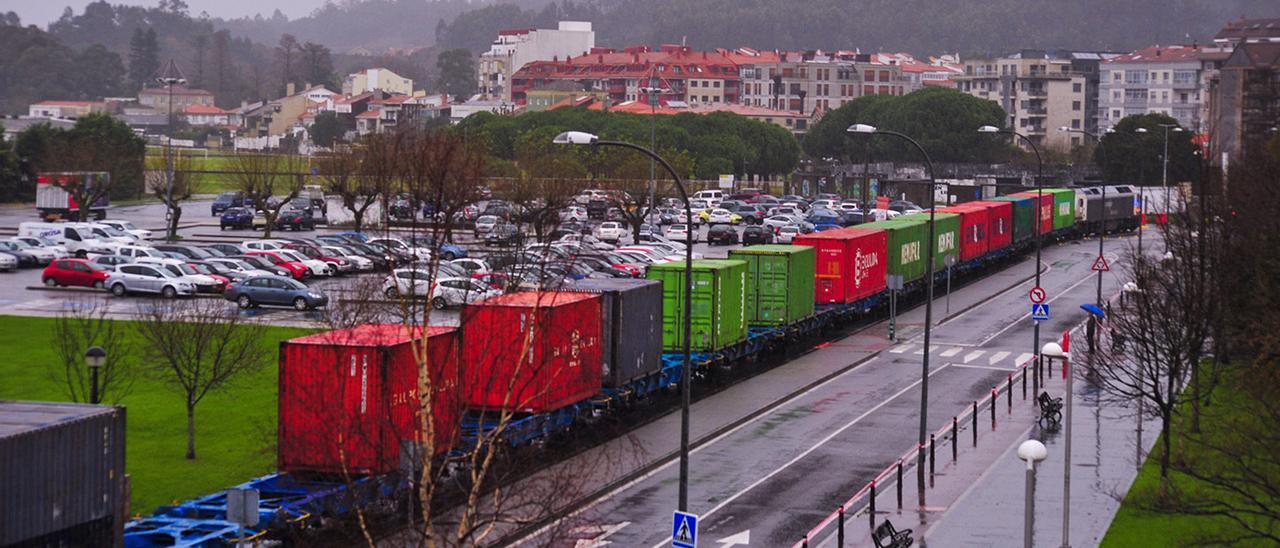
[123,186,1140,546]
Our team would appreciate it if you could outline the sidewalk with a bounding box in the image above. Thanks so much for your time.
[918,358,1161,547]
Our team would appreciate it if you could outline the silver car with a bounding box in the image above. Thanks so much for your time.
[106,263,196,298]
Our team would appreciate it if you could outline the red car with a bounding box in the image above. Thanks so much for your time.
[247,251,310,280]
[285,242,351,274]
[185,262,232,292]
[42,258,110,289]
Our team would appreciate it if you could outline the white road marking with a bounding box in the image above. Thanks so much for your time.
[975,257,1117,346]
[949,363,1016,372]
[963,351,985,363]
[889,344,915,354]
[940,347,963,357]
[987,351,1010,365]
[646,365,954,548]
[1015,353,1035,366]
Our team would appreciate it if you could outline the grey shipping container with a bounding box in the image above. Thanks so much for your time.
[562,278,664,387]
[1,401,126,547]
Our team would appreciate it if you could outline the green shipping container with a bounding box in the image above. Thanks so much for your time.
[859,219,929,284]
[896,212,962,271]
[646,259,748,352]
[989,195,1035,243]
[1043,188,1077,230]
[728,245,816,326]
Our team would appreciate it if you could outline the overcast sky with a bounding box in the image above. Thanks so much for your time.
[11,0,319,28]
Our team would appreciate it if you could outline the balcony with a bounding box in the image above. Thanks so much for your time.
[1023,88,1048,97]
[1023,106,1048,116]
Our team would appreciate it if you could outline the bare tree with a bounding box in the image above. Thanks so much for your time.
[227,152,306,238]
[47,298,134,404]
[134,299,268,459]
[318,145,380,232]
[146,151,195,240]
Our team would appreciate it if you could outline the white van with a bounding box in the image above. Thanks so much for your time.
[18,222,122,256]
[692,189,724,207]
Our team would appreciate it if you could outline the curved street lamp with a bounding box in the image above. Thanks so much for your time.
[84,346,106,404]
[553,130,697,511]
[846,123,937,507]
[978,125,1046,394]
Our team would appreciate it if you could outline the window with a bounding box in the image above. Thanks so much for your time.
[865,70,875,81]
[1112,109,1121,119]
[1172,70,1197,85]
[1124,88,1148,102]
[1161,91,1169,103]
[1073,83,1082,93]
[1071,119,1081,129]
[1162,71,1170,83]
[1112,90,1122,101]
[879,70,890,81]
[713,80,720,88]
[1072,100,1081,111]
[1124,70,1147,84]
[1112,71,1122,82]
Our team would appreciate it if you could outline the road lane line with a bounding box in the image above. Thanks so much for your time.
[987,351,1010,365]
[940,347,963,357]
[889,344,915,354]
[949,363,1016,372]
[963,351,985,363]
[1015,352,1035,365]
[647,364,954,548]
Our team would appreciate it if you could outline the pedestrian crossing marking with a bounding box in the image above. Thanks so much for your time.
[940,347,963,357]
[889,344,914,354]
[1015,353,1035,366]
[963,351,985,363]
[988,351,1010,365]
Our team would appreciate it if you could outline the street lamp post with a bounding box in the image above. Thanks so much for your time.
[1102,127,1149,254]
[1059,127,1109,352]
[156,63,187,242]
[640,79,674,227]
[1042,337,1071,548]
[1158,124,1184,222]
[847,123,937,507]
[554,130,695,511]
[1018,439,1049,548]
[85,346,106,404]
[979,125,1044,393]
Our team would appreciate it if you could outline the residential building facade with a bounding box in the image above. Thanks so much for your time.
[478,21,596,102]
[1203,18,1280,168]
[182,104,240,127]
[26,101,105,119]
[343,68,413,96]
[510,45,744,107]
[737,51,908,115]
[956,50,1090,151]
[1098,45,1204,131]
[137,86,215,112]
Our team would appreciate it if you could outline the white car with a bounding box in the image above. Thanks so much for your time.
[663,224,694,243]
[776,225,802,243]
[276,249,334,276]
[241,239,289,251]
[449,258,490,274]
[559,206,589,222]
[13,236,70,258]
[595,222,626,243]
[117,245,165,259]
[4,239,59,264]
[0,253,16,272]
[87,224,138,244]
[676,209,705,225]
[767,206,803,217]
[811,199,838,210]
[382,271,498,309]
[135,258,224,293]
[763,216,796,230]
[646,241,703,259]
[97,220,153,241]
[106,263,196,298]
[838,202,863,213]
[618,245,682,263]
[474,215,500,234]
[704,208,740,225]
[867,209,901,222]
[321,246,374,271]
[205,258,277,279]
[368,237,432,262]
[559,233,615,251]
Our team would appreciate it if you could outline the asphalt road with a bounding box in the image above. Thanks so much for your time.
[514,233,1140,547]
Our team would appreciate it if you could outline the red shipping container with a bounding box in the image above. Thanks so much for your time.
[937,204,990,261]
[278,324,461,475]
[971,201,1013,252]
[1011,191,1054,236]
[793,227,888,304]
[461,291,603,413]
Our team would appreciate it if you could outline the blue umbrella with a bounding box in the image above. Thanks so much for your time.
[1080,303,1106,318]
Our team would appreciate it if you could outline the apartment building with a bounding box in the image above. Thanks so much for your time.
[477,21,596,102]
[1203,18,1280,167]
[137,85,215,112]
[343,68,413,96]
[1097,46,1204,131]
[736,50,907,115]
[509,45,743,107]
[955,50,1090,152]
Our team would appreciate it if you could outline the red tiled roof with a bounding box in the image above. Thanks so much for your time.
[139,86,214,96]
[356,109,380,118]
[184,104,226,114]
[32,100,100,107]
[569,98,805,119]
[1107,45,1202,63]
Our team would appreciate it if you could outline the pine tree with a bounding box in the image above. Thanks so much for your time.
[127,27,160,91]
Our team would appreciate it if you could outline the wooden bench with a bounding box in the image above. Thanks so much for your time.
[872,519,914,548]
[1037,392,1063,425]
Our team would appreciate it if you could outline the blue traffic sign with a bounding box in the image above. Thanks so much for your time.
[1031,303,1050,322]
[673,511,698,548]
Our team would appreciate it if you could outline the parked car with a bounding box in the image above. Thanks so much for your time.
[106,263,196,298]
[559,206,588,222]
[135,258,225,293]
[382,271,499,309]
[89,224,139,244]
[275,208,316,231]
[0,253,16,272]
[701,208,742,225]
[210,191,245,215]
[484,224,523,247]
[0,241,39,267]
[367,237,432,261]
[474,215,501,236]
[228,255,293,278]
[284,242,353,274]
[595,222,626,243]
[557,233,614,251]
[204,243,245,256]
[449,257,490,274]
[225,276,328,310]
[90,254,133,268]
[776,225,803,243]
[5,238,59,264]
[245,251,311,280]
[320,246,374,272]
[42,258,110,288]
[706,224,740,246]
[13,236,70,258]
[664,223,694,244]
[220,207,254,230]
[410,236,467,261]
[153,244,216,260]
[741,225,775,245]
[275,249,334,276]
[97,220,153,240]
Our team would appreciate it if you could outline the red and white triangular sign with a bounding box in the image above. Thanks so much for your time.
[1091,255,1110,272]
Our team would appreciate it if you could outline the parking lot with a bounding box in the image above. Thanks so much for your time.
[0,196,760,324]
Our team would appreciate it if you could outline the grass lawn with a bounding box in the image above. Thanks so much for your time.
[146,150,307,195]
[1100,377,1270,546]
[0,315,311,515]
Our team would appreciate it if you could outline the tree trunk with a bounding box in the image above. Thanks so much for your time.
[353,210,364,233]
[168,205,183,241]
[1158,412,1171,497]
[262,213,274,238]
[1190,354,1201,434]
[186,402,197,460]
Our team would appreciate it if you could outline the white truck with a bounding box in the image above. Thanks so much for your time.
[18,222,123,257]
[36,172,110,221]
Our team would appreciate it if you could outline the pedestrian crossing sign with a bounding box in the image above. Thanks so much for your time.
[1031,303,1049,322]
[672,511,698,548]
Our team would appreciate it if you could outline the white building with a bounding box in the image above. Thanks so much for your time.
[478,21,595,102]
[1097,45,1204,130]
[343,68,413,96]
